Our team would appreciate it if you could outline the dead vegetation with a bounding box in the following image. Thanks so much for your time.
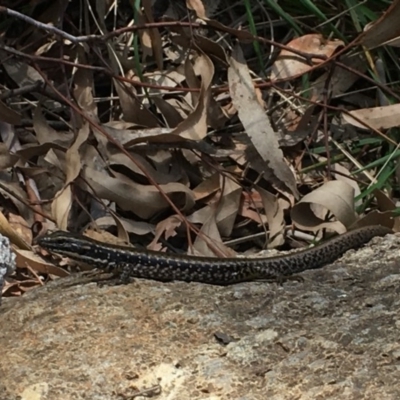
[0,0,399,297]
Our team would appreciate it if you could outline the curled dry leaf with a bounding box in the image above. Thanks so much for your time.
[351,190,395,230]
[51,124,90,230]
[172,53,214,140]
[271,34,344,81]
[361,0,400,49]
[312,54,367,101]
[291,180,358,234]
[65,123,90,185]
[310,154,362,205]
[194,35,228,66]
[109,151,180,185]
[51,185,72,231]
[152,97,185,127]
[353,210,395,231]
[81,166,195,219]
[373,189,397,213]
[331,161,362,203]
[73,66,98,121]
[113,77,160,127]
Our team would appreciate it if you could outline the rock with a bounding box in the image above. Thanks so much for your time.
[0,234,16,305]
[1,233,400,400]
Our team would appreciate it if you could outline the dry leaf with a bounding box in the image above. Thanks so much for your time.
[271,34,344,81]
[214,176,241,236]
[343,104,400,130]
[0,210,30,250]
[73,65,98,121]
[0,101,21,125]
[291,181,357,233]
[228,44,298,197]
[148,215,182,251]
[312,54,367,101]
[81,166,195,219]
[65,123,90,185]
[51,185,72,231]
[187,0,207,18]
[257,186,285,248]
[172,53,214,140]
[113,77,160,127]
[0,142,19,169]
[192,209,236,257]
[361,0,400,49]
[33,106,73,145]
[15,248,69,277]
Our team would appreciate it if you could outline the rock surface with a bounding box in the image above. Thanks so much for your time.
[0,234,15,305]
[1,233,400,400]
